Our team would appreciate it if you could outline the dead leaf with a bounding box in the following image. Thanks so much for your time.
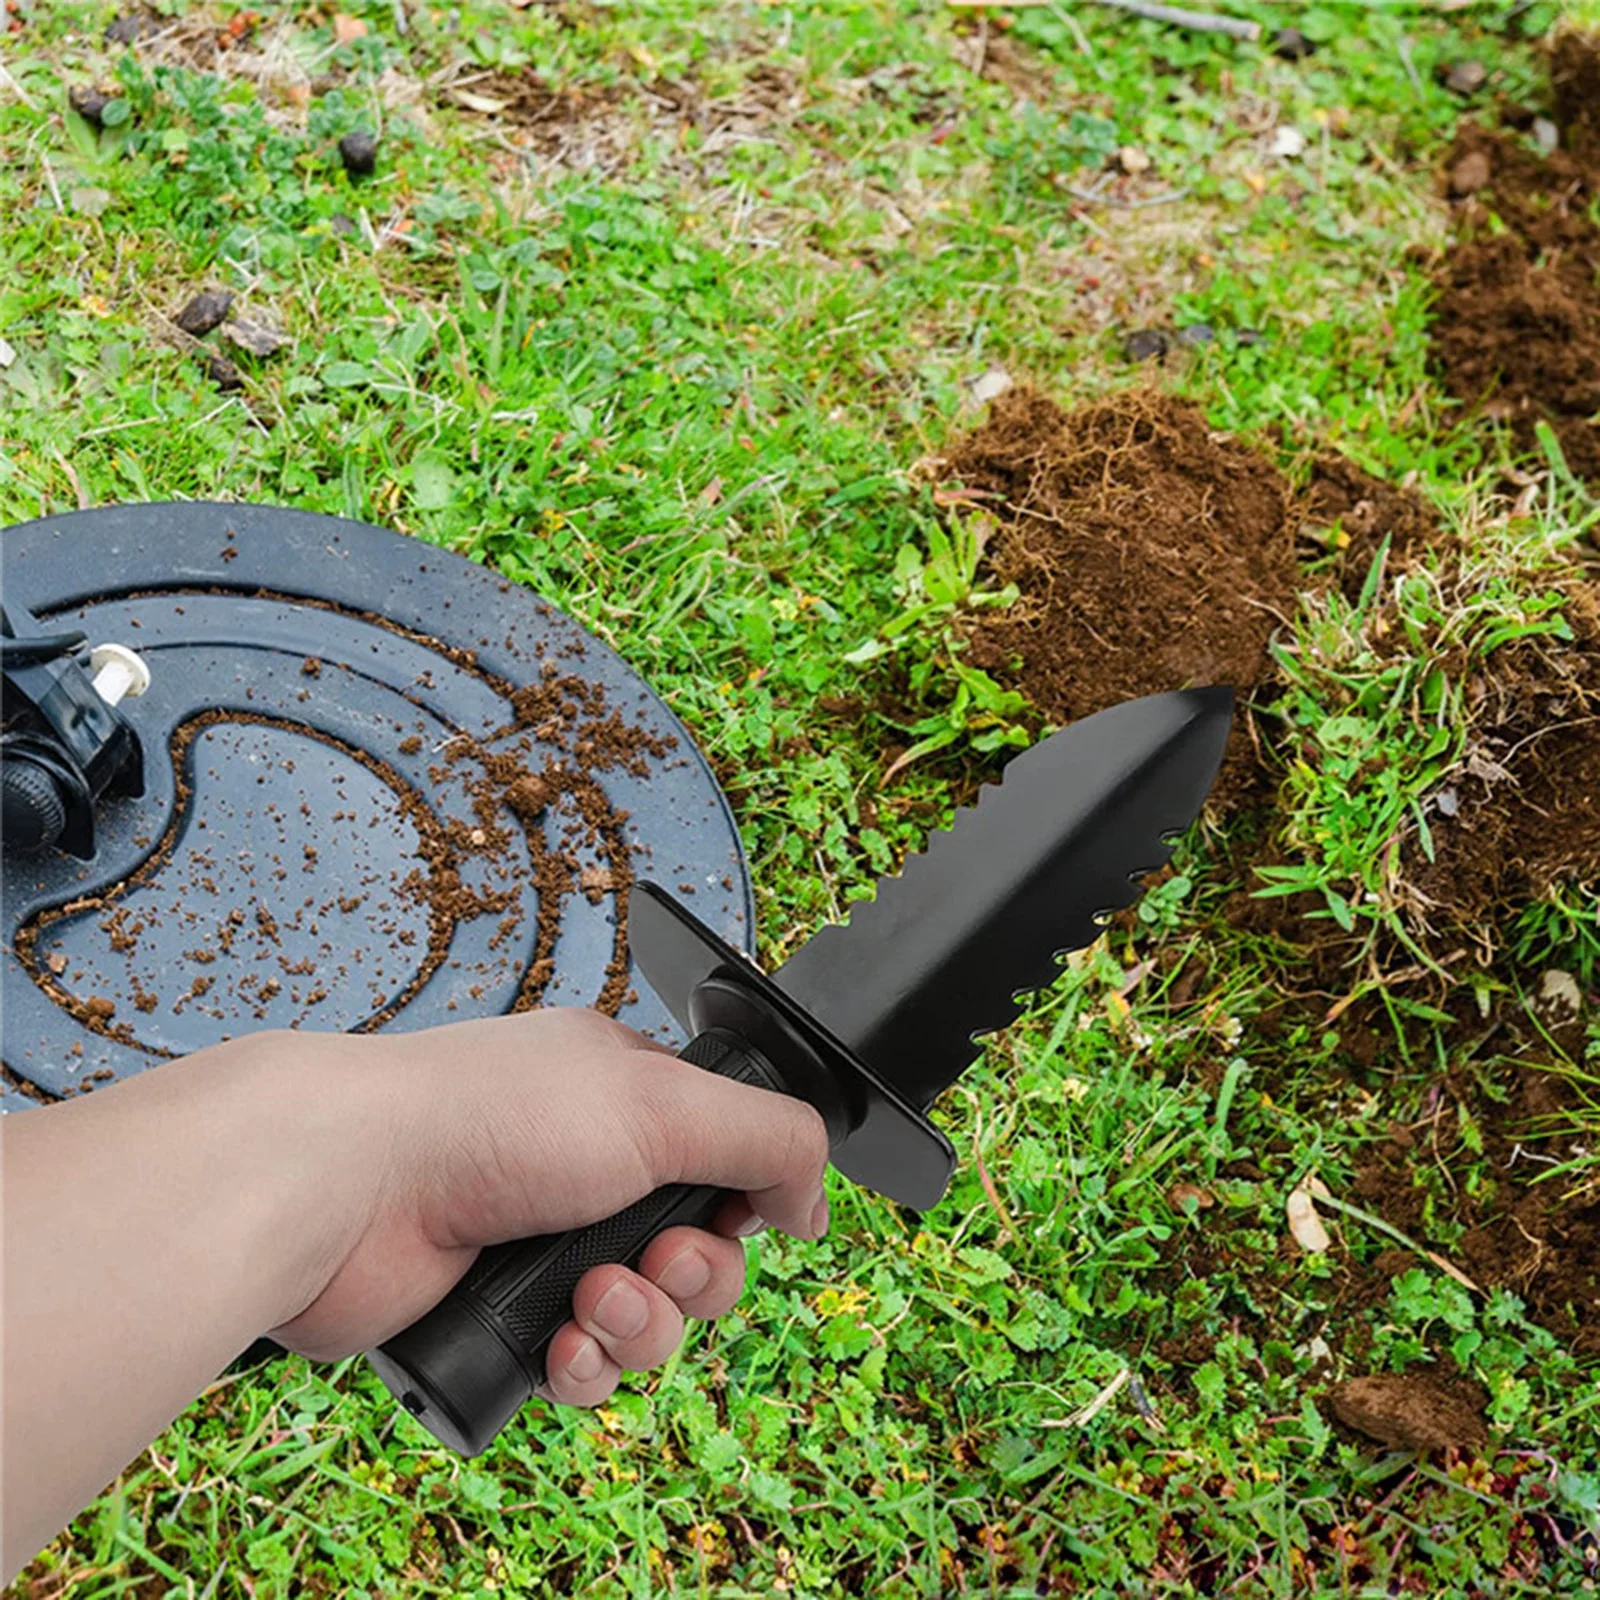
[333,13,367,45]
[448,88,509,114]
[1287,1186,1331,1252]
[967,367,1013,404]
[70,186,113,217]
[1167,1182,1214,1212]
[1539,969,1582,1017]
[222,318,289,358]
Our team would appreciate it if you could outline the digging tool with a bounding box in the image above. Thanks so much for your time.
[369,685,1234,1454]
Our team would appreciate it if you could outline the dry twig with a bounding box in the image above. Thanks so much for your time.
[949,0,1260,42]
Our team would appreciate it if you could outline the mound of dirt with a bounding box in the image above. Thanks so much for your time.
[940,388,1298,805]
[1431,31,1600,481]
[1328,1372,1488,1454]
[1407,577,1600,930]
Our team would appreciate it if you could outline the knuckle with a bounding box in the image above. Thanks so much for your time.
[622,1055,696,1184]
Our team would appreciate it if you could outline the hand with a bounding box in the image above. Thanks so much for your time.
[266,1008,831,1407]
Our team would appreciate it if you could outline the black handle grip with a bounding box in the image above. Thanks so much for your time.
[366,1029,785,1456]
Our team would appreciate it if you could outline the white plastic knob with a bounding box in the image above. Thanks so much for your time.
[89,643,152,707]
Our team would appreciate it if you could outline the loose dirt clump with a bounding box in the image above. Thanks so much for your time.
[940,387,1298,806]
[1406,576,1600,933]
[1328,1371,1488,1453]
[1431,31,1600,482]
[1300,454,1449,601]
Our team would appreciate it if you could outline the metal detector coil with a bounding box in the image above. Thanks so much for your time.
[0,503,755,1110]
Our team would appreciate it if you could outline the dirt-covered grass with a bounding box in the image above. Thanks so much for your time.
[3,0,1599,1595]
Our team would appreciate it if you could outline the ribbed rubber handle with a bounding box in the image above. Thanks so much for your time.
[366,1029,783,1456]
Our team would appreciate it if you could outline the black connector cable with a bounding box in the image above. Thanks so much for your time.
[0,604,87,667]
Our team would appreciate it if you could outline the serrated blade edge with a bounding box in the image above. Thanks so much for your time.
[773,687,1233,1108]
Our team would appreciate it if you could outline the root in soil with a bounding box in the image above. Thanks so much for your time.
[1431,30,1600,483]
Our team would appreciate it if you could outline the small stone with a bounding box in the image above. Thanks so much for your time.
[84,995,116,1021]
[1449,149,1492,197]
[1538,969,1583,1017]
[1117,144,1151,175]
[505,775,552,821]
[1533,117,1559,156]
[46,952,68,975]
[1434,786,1460,818]
[1270,125,1306,159]
[105,13,148,44]
[1122,328,1172,363]
[1175,323,1215,349]
[1440,60,1487,98]
[330,213,360,238]
[173,289,234,336]
[339,130,379,178]
[68,86,112,127]
[1272,27,1315,61]
[205,353,244,391]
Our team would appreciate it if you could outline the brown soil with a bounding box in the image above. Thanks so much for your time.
[941,387,1299,808]
[932,385,1600,1369]
[1300,453,1449,601]
[442,70,632,160]
[1354,1059,1600,1359]
[1328,1371,1488,1453]
[1406,576,1600,932]
[1431,31,1600,482]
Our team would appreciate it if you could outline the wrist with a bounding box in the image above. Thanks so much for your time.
[205,1029,397,1330]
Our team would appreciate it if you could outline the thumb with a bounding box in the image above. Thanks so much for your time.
[623,1052,832,1240]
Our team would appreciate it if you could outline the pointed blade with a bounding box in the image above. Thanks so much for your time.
[773,687,1233,1109]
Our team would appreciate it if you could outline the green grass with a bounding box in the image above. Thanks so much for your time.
[4,0,1600,1595]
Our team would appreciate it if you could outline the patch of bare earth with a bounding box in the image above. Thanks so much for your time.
[1432,30,1600,482]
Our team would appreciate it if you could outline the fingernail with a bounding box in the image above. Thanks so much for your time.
[566,1338,605,1384]
[656,1248,713,1301]
[733,1215,767,1238]
[593,1280,649,1340]
[809,1194,830,1238]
